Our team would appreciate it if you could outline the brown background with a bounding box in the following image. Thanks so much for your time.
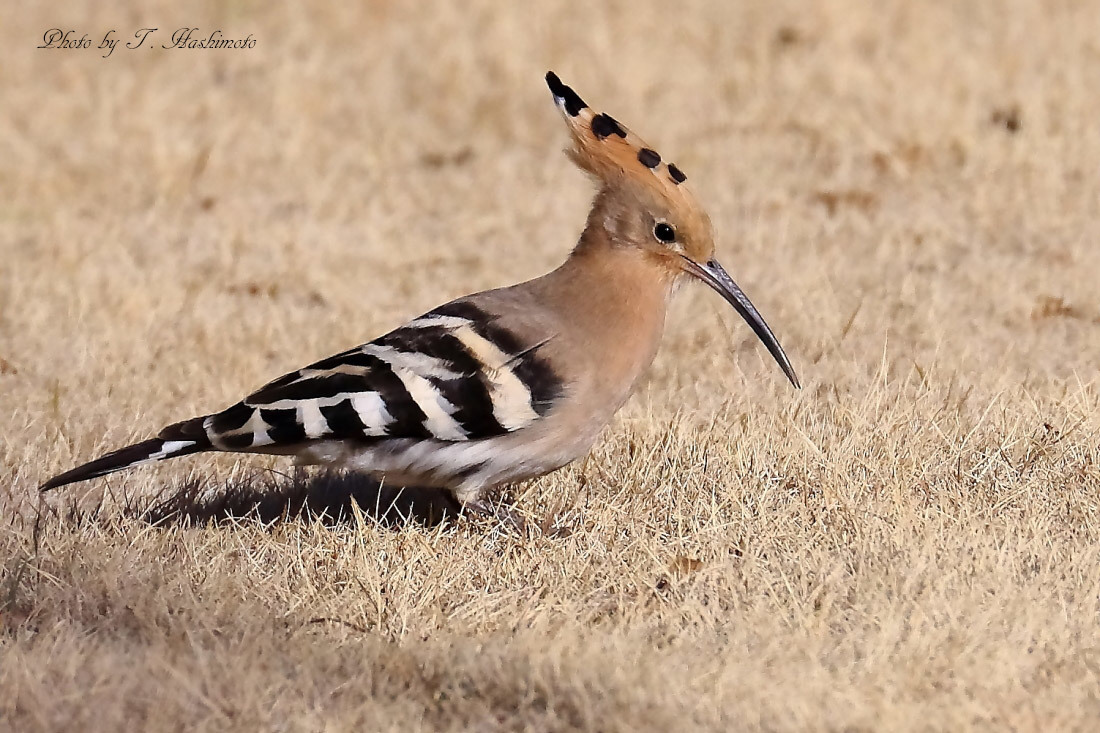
[3,1,1100,729]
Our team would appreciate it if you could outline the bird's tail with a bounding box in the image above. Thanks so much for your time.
[39,416,212,492]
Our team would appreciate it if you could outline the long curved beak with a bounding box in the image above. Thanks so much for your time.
[680,256,800,389]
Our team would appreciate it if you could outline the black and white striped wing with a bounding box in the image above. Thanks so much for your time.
[202,302,563,451]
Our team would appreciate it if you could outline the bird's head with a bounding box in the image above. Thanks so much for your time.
[545,71,800,389]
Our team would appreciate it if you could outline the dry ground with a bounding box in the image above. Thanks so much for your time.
[3,1,1100,730]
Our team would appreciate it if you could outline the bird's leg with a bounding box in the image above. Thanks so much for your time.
[462,497,527,534]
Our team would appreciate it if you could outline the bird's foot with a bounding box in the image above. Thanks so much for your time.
[463,499,527,534]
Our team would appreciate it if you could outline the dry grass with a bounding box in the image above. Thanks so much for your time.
[4,0,1100,729]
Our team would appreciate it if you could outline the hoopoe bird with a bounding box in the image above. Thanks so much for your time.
[40,72,799,518]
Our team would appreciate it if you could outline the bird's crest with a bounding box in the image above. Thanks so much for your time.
[545,71,691,203]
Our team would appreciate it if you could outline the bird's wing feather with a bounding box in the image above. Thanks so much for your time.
[203,300,563,451]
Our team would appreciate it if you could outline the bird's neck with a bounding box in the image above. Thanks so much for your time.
[540,229,678,405]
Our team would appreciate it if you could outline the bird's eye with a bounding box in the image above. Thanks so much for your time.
[654,222,676,244]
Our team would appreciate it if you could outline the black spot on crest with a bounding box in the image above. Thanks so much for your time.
[638,148,661,168]
[545,71,587,117]
[668,163,687,183]
[591,113,626,139]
